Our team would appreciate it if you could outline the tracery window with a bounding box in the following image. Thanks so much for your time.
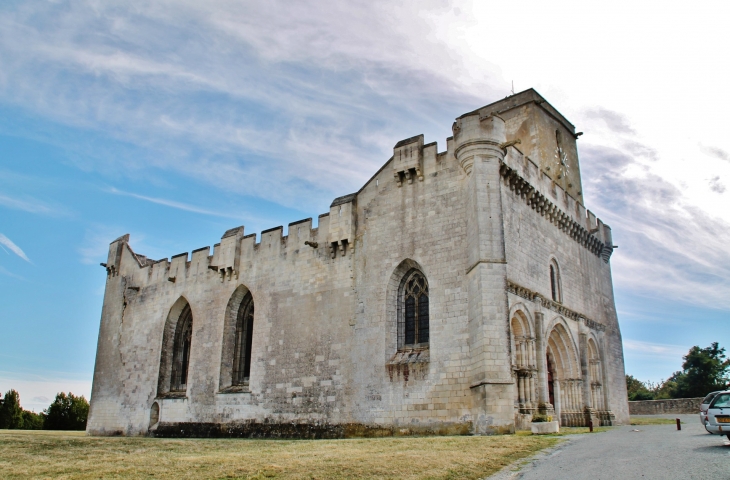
[232,292,255,386]
[549,259,562,303]
[398,269,429,348]
[170,304,193,392]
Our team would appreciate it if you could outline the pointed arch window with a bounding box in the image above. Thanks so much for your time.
[232,292,255,386]
[170,304,193,392]
[398,269,429,348]
[549,259,562,303]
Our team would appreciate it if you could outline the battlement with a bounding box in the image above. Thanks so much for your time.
[393,134,424,185]
[500,144,613,261]
[103,191,357,286]
[103,88,613,287]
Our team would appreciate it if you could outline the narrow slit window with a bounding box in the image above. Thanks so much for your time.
[549,260,562,303]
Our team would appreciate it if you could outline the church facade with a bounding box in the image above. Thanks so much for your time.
[87,89,629,437]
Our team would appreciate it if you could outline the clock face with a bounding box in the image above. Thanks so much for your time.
[555,145,569,180]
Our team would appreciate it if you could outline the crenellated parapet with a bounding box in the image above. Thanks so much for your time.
[499,147,615,262]
[102,195,360,289]
[392,135,424,186]
[328,193,356,258]
[211,226,244,281]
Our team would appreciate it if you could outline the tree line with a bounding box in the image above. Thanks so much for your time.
[0,390,89,430]
[626,342,730,401]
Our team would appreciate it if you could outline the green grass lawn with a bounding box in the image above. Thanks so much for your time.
[629,417,683,426]
[0,430,560,479]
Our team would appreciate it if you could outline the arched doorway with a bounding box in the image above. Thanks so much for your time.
[545,322,583,426]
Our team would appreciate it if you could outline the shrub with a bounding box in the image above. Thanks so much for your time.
[531,413,552,423]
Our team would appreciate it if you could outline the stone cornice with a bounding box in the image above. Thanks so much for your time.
[499,163,613,263]
[507,280,607,333]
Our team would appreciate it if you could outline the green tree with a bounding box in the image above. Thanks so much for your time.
[21,410,44,430]
[43,392,89,430]
[653,376,678,399]
[625,375,654,400]
[0,389,25,429]
[670,342,730,398]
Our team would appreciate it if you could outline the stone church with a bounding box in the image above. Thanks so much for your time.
[87,89,629,437]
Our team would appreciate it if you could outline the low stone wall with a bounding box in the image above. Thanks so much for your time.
[628,397,703,415]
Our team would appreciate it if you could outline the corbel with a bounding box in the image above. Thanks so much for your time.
[499,138,522,152]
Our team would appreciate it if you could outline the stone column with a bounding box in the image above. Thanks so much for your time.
[454,112,514,434]
[579,332,592,410]
[528,338,536,407]
[534,312,548,407]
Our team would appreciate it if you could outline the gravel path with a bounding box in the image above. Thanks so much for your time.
[490,415,730,480]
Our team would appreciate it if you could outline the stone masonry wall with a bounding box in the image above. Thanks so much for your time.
[629,398,703,415]
[87,88,629,437]
[499,143,629,424]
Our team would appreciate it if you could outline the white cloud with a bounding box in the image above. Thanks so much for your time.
[623,339,688,359]
[0,233,31,263]
[0,193,62,216]
[0,265,26,280]
[107,187,249,220]
[0,372,92,413]
[77,224,127,266]
[0,1,487,208]
[0,0,729,314]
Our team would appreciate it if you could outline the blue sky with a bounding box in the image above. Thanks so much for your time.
[1,0,729,412]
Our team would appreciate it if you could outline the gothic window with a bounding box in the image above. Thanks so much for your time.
[170,304,193,392]
[398,269,429,348]
[550,259,562,303]
[232,292,255,386]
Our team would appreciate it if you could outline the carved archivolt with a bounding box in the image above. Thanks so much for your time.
[507,280,607,333]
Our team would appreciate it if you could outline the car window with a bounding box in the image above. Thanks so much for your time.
[710,393,730,408]
[702,392,718,404]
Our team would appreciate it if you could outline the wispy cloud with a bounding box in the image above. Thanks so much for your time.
[77,224,127,266]
[0,233,31,263]
[0,265,26,280]
[0,193,62,216]
[581,142,730,310]
[583,107,636,135]
[107,187,248,220]
[0,1,485,208]
[623,339,688,359]
[708,176,726,194]
[701,145,730,163]
[0,0,729,317]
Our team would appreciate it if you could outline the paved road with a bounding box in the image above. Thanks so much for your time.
[491,415,730,480]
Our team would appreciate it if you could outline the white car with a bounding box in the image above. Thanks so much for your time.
[704,390,730,440]
[700,391,722,426]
